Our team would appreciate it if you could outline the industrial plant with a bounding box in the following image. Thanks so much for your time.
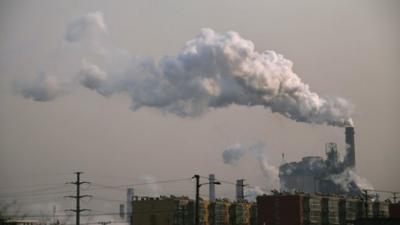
[279,127,361,196]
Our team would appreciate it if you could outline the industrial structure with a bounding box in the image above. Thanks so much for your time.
[256,194,392,225]
[131,196,256,225]
[279,127,362,196]
[129,194,399,225]
[127,188,134,223]
[209,199,231,225]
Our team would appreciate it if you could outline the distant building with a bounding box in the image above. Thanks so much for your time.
[132,196,191,225]
[131,196,258,225]
[249,203,257,225]
[188,198,209,225]
[4,220,43,225]
[279,127,362,196]
[352,218,400,225]
[389,203,400,218]
[256,194,390,225]
[209,199,231,225]
[229,200,252,225]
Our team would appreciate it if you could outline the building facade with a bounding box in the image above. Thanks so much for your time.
[257,194,390,225]
[132,196,191,225]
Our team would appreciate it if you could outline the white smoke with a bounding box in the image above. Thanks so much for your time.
[136,175,163,197]
[244,186,266,201]
[329,169,373,192]
[17,11,354,127]
[222,143,246,165]
[15,72,66,102]
[64,11,108,43]
[222,142,279,189]
[249,143,279,185]
[79,59,110,96]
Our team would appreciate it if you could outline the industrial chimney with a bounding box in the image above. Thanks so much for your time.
[236,179,244,201]
[119,204,125,220]
[127,188,134,223]
[209,174,216,202]
[344,127,355,169]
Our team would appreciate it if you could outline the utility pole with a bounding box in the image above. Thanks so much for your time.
[53,205,56,225]
[363,190,369,218]
[193,175,200,225]
[193,174,221,225]
[65,172,92,225]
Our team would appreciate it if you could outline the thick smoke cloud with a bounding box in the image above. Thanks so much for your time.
[64,11,108,43]
[329,169,373,192]
[17,11,354,127]
[15,73,65,102]
[79,59,110,96]
[222,143,246,165]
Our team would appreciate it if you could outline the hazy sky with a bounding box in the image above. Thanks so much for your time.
[0,0,399,219]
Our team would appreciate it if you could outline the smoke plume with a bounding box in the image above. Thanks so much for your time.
[15,72,66,102]
[249,143,279,184]
[222,143,246,166]
[244,186,266,201]
[136,175,163,197]
[329,169,373,192]
[222,142,279,188]
[17,11,354,127]
[64,11,108,43]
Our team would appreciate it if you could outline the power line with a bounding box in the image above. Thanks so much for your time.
[3,210,189,218]
[0,183,66,190]
[65,172,92,225]
[0,190,75,199]
[90,177,193,190]
[91,197,124,203]
[0,185,68,197]
[198,175,260,190]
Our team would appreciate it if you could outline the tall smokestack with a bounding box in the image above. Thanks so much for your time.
[119,204,125,220]
[236,179,244,201]
[127,188,134,223]
[344,127,355,169]
[209,174,216,202]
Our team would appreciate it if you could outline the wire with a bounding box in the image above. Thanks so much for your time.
[90,177,193,190]
[91,197,125,203]
[0,183,66,190]
[0,185,68,197]
[198,175,260,190]
[0,190,76,199]
[3,210,188,218]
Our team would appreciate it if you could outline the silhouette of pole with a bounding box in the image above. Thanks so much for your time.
[193,175,200,225]
[363,190,369,218]
[65,172,92,225]
[193,174,221,225]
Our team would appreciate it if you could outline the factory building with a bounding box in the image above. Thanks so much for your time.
[279,127,362,196]
[256,194,390,225]
[209,199,231,225]
[131,196,256,225]
[389,203,400,218]
[132,196,192,225]
[229,200,253,225]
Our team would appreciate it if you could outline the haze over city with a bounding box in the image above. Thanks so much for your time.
[0,1,399,224]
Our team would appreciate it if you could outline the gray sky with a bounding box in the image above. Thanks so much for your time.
[0,0,399,219]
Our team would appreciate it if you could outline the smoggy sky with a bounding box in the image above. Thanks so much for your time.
[0,0,399,218]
